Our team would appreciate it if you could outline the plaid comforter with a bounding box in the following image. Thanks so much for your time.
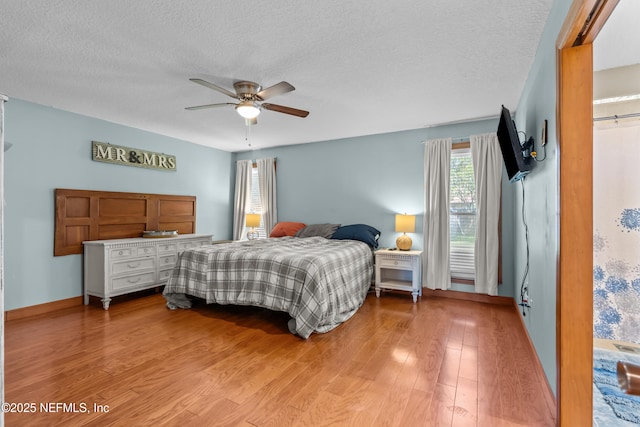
[163,236,373,338]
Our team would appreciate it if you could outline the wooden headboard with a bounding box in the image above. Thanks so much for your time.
[54,189,196,256]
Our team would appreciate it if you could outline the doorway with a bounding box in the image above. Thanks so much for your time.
[555,0,640,425]
[591,2,640,425]
[556,0,619,426]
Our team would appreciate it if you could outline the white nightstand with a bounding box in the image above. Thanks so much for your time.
[375,249,423,303]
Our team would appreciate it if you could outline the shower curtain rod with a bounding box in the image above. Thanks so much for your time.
[593,112,640,122]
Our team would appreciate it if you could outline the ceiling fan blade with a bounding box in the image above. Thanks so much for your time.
[189,78,238,99]
[262,103,309,118]
[245,117,257,126]
[256,81,295,101]
[185,102,236,111]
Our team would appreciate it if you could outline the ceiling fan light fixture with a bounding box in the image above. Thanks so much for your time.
[236,101,261,119]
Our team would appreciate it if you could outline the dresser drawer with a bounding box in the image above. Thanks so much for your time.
[178,240,207,251]
[111,247,134,259]
[158,268,173,282]
[136,245,156,257]
[110,245,156,259]
[111,272,156,291]
[158,254,177,268]
[157,242,178,254]
[377,256,414,269]
[111,257,155,275]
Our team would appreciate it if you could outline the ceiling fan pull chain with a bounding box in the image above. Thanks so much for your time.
[245,121,252,147]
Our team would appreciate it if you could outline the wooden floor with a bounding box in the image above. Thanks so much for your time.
[5,290,556,426]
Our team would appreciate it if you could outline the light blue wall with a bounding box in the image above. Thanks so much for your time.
[4,98,233,310]
[511,0,574,396]
[234,120,515,298]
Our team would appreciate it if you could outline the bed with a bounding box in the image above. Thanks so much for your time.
[163,235,374,338]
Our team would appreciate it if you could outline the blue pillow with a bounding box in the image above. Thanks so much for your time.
[331,224,381,248]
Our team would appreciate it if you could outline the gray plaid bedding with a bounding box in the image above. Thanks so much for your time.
[163,236,373,338]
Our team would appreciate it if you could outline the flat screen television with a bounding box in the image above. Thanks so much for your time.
[497,105,531,182]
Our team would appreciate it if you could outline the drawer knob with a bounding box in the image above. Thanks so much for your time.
[127,277,141,284]
[127,262,141,269]
[118,250,123,256]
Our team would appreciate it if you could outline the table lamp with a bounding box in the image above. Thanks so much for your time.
[246,213,261,240]
[395,213,415,251]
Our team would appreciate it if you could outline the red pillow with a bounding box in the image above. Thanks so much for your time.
[269,222,306,238]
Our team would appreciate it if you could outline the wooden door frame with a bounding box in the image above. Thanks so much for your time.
[556,1,618,425]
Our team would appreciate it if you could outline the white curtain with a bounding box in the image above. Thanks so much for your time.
[471,133,502,295]
[233,160,252,240]
[257,157,277,236]
[423,138,451,290]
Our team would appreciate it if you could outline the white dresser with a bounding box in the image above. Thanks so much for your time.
[83,234,213,309]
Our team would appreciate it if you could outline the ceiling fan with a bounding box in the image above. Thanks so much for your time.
[186,78,310,125]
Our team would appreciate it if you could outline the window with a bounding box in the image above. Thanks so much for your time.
[450,144,476,281]
[249,166,268,239]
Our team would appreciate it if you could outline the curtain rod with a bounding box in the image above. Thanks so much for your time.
[593,112,640,122]
[452,137,470,143]
[421,136,473,145]
[425,114,499,128]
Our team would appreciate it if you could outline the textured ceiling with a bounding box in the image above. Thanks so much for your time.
[0,1,554,152]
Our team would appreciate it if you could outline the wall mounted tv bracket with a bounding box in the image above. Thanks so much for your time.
[521,136,534,158]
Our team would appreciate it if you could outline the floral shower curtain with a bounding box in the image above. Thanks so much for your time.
[593,123,640,343]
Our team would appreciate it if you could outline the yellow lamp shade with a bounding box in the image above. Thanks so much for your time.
[395,214,415,251]
[395,214,415,233]
[245,213,261,228]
